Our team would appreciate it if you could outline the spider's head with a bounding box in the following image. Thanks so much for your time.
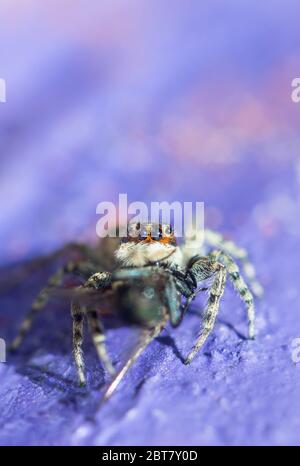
[115,222,181,267]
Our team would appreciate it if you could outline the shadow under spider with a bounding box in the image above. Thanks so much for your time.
[156,333,185,364]
[18,363,81,392]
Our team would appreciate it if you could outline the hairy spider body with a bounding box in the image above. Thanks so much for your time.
[11,223,263,399]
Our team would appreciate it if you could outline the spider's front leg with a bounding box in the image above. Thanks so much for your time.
[184,258,227,364]
[71,272,115,386]
[103,321,166,401]
[210,250,256,339]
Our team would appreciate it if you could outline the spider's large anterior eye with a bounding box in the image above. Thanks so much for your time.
[128,222,140,238]
[139,223,149,239]
[151,224,160,240]
[162,224,172,237]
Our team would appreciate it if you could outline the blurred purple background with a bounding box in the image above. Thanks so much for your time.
[1,0,300,446]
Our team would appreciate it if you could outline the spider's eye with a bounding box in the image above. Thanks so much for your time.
[128,222,141,238]
[150,224,160,240]
[162,224,173,237]
[139,224,147,239]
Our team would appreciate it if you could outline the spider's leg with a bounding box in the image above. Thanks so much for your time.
[205,229,263,298]
[72,271,113,383]
[8,242,93,287]
[71,300,86,386]
[185,264,227,364]
[87,310,115,376]
[10,261,101,351]
[239,255,264,298]
[9,265,69,350]
[213,250,256,339]
[164,274,186,326]
[103,320,166,401]
[172,256,222,324]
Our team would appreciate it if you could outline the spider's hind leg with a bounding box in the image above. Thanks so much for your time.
[10,260,101,352]
[212,250,256,339]
[10,265,72,351]
[205,229,263,298]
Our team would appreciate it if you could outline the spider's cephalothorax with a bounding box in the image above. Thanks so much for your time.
[11,222,263,400]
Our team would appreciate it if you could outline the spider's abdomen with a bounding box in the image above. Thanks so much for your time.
[112,269,178,327]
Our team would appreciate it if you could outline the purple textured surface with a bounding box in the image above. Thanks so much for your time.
[1,0,300,446]
[2,204,300,446]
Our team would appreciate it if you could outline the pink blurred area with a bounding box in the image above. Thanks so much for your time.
[0,0,300,262]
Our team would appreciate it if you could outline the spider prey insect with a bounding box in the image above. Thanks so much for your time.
[10,223,263,399]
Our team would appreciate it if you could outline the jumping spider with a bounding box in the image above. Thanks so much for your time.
[11,223,263,399]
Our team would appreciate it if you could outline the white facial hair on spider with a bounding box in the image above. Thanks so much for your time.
[115,240,183,267]
[115,222,183,268]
